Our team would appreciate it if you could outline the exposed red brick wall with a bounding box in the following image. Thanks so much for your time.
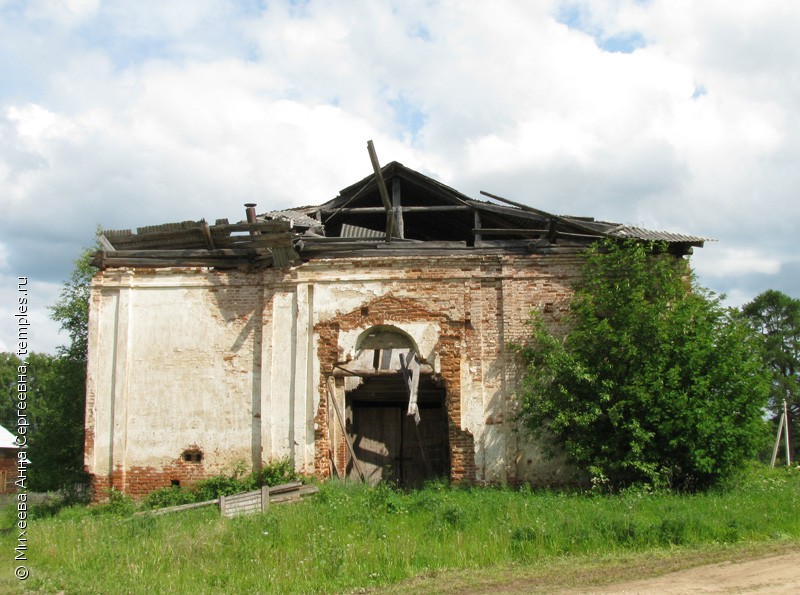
[0,450,17,494]
[90,458,211,501]
[314,292,476,484]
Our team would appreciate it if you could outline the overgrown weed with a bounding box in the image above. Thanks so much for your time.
[3,464,799,594]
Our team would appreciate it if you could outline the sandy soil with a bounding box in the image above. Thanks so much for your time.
[572,551,800,594]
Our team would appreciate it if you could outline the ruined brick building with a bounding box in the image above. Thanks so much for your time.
[84,159,706,499]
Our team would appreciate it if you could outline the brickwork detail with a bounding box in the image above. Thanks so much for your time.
[314,293,476,484]
[0,450,17,494]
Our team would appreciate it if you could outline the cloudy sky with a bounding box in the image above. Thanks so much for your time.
[1,0,798,354]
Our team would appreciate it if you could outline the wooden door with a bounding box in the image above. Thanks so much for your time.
[350,406,402,484]
[401,407,448,487]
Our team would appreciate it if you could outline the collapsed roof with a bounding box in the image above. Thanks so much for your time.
[94,161,708,270]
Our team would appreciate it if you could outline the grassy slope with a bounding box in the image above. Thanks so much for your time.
[2,465,799,594]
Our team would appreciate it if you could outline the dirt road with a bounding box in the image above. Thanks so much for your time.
[389,545,800,594]
[577,551,800,594]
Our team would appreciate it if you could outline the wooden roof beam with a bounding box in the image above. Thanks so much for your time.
[367,140,395,242]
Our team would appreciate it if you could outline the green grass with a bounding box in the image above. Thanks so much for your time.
[2,464,800,594]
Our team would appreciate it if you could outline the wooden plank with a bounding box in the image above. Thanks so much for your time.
[399,351,421,424]
[103,228,133,237]
[98,234,116,252]
[104,229,208,250]
[351,406,400,484]
[302,240,470,253]
[301,247,477,259]
[299,242,384,253]
[471,228,547,236]
[554,230,605,240]
[366,139,395,242]
[267,481,303,495]
[221,489,263,518]
[100,257,257,268]
[332,363,434,377]
[136,220,204,234]
[106,249,258,258]
[212,220,291,233]
[392,179,404,240]
[479,190,608,237]
[301,236,420,244]
[467,200,546,220]
[214,232,293,246]
[392,180,405,239]
[327,376,366,481]
[134,498,220,516]
[321,205,472,214]
[270,485,319,504]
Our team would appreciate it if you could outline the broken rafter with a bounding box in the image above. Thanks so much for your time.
[392,179,404,240]
[102,249,262,258]
[322,205,472,215]
[212,221,291,233]
[479,190,609,238]
[97,234,116,252]
[366,140,395,242]
[471,228,548,236]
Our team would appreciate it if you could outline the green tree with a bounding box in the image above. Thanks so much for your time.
[0,352,22,430]
[18,247,96,493]
[740,290,800,411]
[50,247,94,361]
[740,290,800,457]
[0,352,85,490]
[516,240,771,490]
[26,352,87,491]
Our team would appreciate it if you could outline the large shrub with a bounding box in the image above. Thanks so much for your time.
[516,240,770,490]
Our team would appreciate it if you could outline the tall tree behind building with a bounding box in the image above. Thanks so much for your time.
[22,248,95,492]
[741,290,800,458]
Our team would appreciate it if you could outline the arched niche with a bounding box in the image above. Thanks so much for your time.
[349,325,422,374]
[356,324,419,354]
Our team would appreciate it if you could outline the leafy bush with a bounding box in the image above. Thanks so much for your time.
[90,488,136,516]
[258,457,299,486]
[140,457,301,509]
[142,485,199,509]
[516,240,772,490]
[192,474,255,501]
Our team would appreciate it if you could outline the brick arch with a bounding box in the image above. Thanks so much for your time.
[313,293,475,483]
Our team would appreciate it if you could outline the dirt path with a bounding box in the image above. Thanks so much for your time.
[576,551,800,594]
[388,545,800,594]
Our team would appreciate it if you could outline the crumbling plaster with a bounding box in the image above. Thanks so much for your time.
[86,251,581,498]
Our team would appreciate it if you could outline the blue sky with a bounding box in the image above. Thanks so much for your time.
[1,0,799,353]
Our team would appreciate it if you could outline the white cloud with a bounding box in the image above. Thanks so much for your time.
[0,276,64,355]
[1,0,799,356]
[693,248,782,279]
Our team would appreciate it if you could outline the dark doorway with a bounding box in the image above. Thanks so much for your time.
[346,374,449,487]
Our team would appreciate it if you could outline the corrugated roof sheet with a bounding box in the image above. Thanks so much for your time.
[340,223,385,239]
[610,226,711,244]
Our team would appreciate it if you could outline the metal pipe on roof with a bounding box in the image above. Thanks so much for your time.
[245,203,260,236]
